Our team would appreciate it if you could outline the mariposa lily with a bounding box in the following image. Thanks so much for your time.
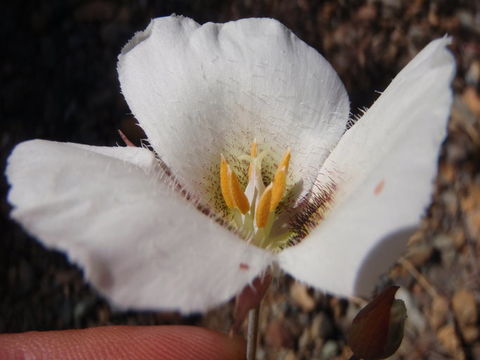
[6,16,454,314]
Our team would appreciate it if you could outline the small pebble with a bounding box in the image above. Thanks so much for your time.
[437,324,464,358]
[452,289,477,326]
[290,282,315,312]
[462,325,479,344]
[463,87,480,117]
[321,340,339,360]
[283,350,297,360]
[429,295,449,330]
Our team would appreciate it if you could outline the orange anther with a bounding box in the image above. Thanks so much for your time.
[220,155,235,209]
[279,148,291,170]
[270,166,286,212]
[256,183,273,228]
[229,167,250,214]
[250,141,258,157]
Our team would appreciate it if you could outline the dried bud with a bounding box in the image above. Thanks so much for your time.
[347,286,407,360]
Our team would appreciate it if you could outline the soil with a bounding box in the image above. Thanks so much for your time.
[1,1,479,359]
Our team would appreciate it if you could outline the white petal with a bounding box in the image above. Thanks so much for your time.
[279,38,455,297]
[6,140,272,313]
[118,16,349,206]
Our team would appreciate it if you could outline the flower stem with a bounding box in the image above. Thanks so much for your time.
[246,305,260,360]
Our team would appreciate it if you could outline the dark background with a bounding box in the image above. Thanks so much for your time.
[2,1,479,359]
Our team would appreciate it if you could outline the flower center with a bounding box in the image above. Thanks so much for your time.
[219,141,293,251]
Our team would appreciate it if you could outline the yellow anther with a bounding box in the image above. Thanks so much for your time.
[250,141,258,157]
[219,144,293,249]
[279,148,291,170]
[220,155,234,209]
[256,183,272,228]
[270,166,286,212]
[268,149,290,212]
[229,167,250,214]
[220,155,250,213]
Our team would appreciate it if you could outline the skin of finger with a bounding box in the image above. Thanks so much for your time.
[0,325,246,360]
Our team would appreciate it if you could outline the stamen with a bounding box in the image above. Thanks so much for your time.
[220,155,235,209]
[279,148,291,170]
[270,166,286,212]
[256,183,272,228]
[229,167,250,214]
[250,141,258,157]
[270,148,290,212]
[219,143,293,251]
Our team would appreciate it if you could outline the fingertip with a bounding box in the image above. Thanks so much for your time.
[0,326,246,360]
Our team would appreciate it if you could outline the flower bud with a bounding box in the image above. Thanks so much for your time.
[347,286,407,360]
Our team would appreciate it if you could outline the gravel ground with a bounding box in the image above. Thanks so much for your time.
[1,1,479,359]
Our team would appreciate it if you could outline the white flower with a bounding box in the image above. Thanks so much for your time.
[6,16,455,314]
